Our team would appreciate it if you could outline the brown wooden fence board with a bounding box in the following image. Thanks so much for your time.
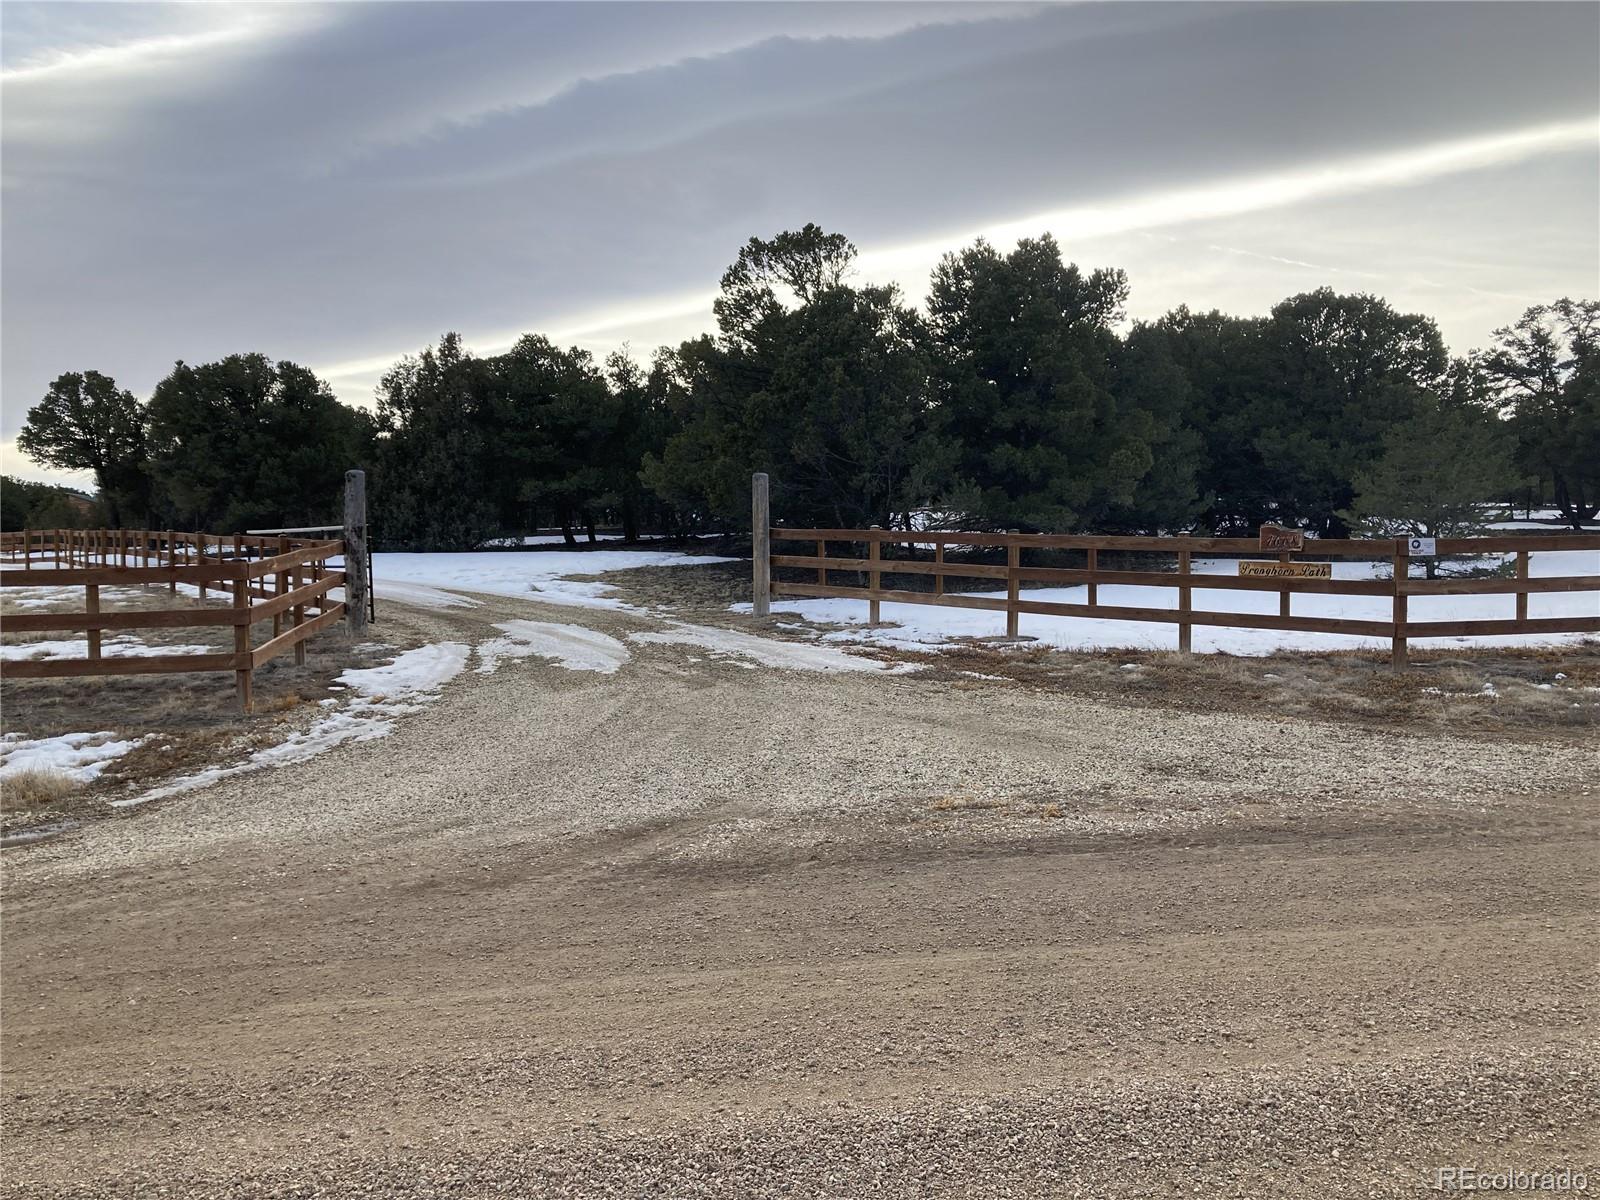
[1398,575,1600,596]
[773,581,1010,612]
[1403,615,1600,638]
[1013,566,1393,596]
[1013,597,1396,638]
[3,608,246,633]
[1,564,249,587]
[3,651,246,678]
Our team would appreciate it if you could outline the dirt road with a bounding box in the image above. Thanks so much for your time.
[3,588,1596,1197]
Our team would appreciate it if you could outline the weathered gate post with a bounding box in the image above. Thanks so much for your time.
[344,469,370,636]
[752,472,771,619]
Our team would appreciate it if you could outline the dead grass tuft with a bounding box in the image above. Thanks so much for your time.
[1,769,79,812]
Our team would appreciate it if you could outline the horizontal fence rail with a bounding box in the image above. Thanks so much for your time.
[1,528,350,710]
[764,526,1600,666]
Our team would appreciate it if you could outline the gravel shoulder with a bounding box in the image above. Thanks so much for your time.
[3,584,1596,1197]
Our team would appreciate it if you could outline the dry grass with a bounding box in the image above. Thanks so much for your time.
[866,640,1600,741]
[1,769,79,812]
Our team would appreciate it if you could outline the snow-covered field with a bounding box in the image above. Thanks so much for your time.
[743,550,1600,655]
[371,549,735,610]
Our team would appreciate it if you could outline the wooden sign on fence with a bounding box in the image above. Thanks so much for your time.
[1238,560,1332,580]
[1259,525,1304,552]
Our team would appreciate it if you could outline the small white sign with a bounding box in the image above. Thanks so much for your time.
[1406,536,1437,556]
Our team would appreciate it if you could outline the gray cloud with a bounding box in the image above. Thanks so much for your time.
[3,1,1596,466]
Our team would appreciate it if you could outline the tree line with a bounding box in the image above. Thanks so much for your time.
[13,225,1599,547]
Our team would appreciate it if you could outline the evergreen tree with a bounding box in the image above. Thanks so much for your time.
[15,371,150,526]
[646,228,938,529]
[925,235,1183,531]
[1247,289,1448,537]
[375,333,499,551]
[0,476,97,531]
[484,335,616,544]
[146,354,371,531]
[1480,298,1600,529]
[1342,393,1523,575]
[605,350,681,540]
[1107,322,1206,532]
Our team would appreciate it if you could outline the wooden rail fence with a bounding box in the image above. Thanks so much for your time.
[754,517,1600,667]
[1,528,349,710]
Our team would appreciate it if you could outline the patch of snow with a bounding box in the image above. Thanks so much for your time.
[372,549,735,612]
[1,633,214,661]
[475,621,630,675]
[370,580,480,610]
[481,534,625,547]
[4,585,89,610]
[114,643,470,808]
[1,731,147,783]
[337,642,471,700]
[628,622,916,674]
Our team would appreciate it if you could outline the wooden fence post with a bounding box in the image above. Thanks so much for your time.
[1006,534,1020,638]
[934,541,945,597]
[751,472,771,619]
[1177,547,1192,653]
[1392,540,1409,668]
[1086,547,1098,610]
[867,526,881,625]
[233,571,253,713]
[1278,550,1291,618]
[1516,549,1529,623]
[816,538,827,586]
[85,582,101,660]
[344,470,370,636]
[292,562,307,666]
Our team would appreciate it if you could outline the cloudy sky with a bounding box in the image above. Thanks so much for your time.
[3,1,1597,487]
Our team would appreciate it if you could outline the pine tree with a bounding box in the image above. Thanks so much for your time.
[645,227,938,530]
[1481,298,1600,529]
[375,334,499,550]
[1342,394,1522,576]
[925,235,1177,531]
[16,371,150,526]
[146,354,371,530]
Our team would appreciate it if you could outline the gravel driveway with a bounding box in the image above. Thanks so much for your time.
[3,587,1596,1197]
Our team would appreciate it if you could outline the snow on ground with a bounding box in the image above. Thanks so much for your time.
[629,622,918,674]
[475,621,630,675]
[1,634,215,661]
[372,550,735,611]
[4,585,91,610]
[0,731,148,783]
[739,550,1600,655]
[482,534,625,547]
[370,580,481,610]
[114,643,471,808]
